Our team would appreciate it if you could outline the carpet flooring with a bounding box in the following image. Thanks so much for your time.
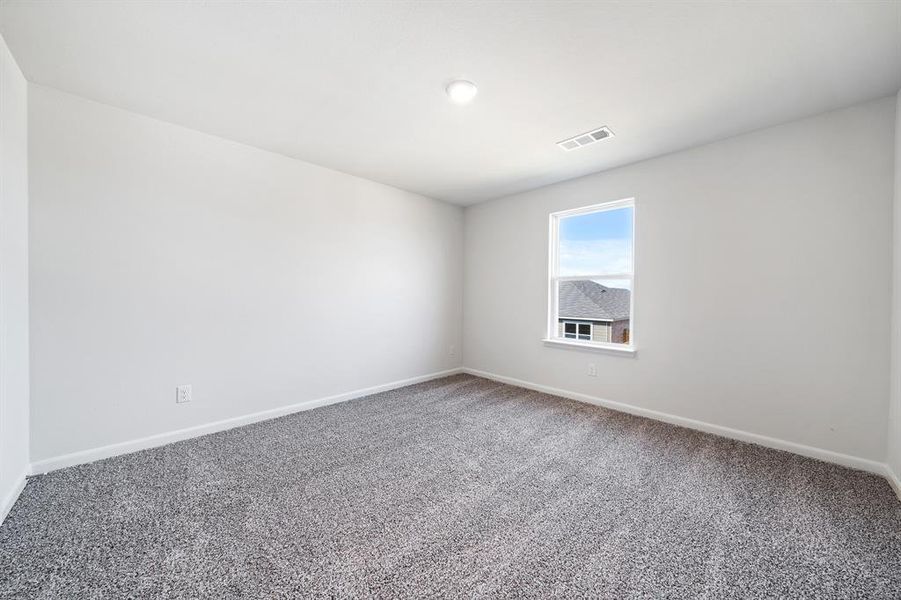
[1,374,900,598]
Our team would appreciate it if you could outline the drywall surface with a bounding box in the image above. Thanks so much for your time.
[28,85,463,462]
[889,90,901,478]
[464,97,896,462]
[0,34,29,518]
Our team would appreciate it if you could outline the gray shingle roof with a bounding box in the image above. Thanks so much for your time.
[558,280,631,321]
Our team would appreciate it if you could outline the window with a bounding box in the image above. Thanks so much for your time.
[563,321,592,341]
[547,198,634,351]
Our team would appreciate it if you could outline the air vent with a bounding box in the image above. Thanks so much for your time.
[557,126,614,151]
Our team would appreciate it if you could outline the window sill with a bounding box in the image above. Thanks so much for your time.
[541,338,637,356]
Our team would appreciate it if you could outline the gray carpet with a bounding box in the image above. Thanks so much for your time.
[1,374,900,598]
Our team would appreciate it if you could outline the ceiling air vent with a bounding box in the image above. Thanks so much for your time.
[557,126,614,151]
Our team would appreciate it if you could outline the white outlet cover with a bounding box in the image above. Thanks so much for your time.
[176,384,192,404]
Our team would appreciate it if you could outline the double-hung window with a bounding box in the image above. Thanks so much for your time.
[547,198,635,351]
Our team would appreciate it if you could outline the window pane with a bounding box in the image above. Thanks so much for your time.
[556,278,631,344]
[559,206,632,276]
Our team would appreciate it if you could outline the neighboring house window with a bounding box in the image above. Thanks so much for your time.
[563,321,592,341]
[548,198,634,349]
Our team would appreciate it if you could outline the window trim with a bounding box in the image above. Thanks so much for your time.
[547,197,636,354]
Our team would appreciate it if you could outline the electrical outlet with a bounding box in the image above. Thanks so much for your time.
[587,363,597,377]
[449,344,456,357]
[176,384,192,404]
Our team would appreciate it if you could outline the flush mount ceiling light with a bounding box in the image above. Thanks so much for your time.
[557,126,615,151]
[446,79,478,104]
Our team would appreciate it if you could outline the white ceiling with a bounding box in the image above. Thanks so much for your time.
[1,1,899,205]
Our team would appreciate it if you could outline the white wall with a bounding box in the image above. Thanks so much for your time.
[889,90,901,481]
[0,34,30,519]
[464,97,896,463]
[17,79,901,478]
[28,85,463,463]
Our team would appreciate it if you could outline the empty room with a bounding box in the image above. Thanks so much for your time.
[1,0,901,597]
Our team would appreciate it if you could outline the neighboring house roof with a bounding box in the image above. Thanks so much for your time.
[559,280,631,321]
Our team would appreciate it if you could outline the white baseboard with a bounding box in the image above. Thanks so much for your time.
[26,365,899,502]
[0,469,28,525]
[30,367,462,475]
[884,465,901,501]
[462,367,888,477]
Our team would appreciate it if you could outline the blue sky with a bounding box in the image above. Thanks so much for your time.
[559,207,633,277]
[560,206,632,242]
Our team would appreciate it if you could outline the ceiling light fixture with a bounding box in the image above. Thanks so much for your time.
[446,79,478,104]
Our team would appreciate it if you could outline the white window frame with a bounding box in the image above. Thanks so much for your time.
[545,198,636,355]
